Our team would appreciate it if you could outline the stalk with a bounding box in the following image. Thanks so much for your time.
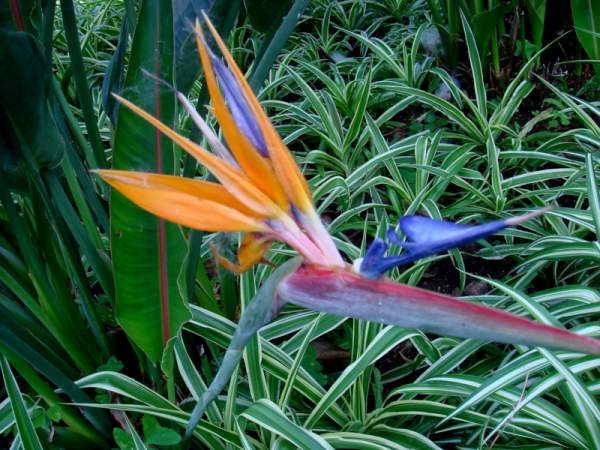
[183,258,302,444]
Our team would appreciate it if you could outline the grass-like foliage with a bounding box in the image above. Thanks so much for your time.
[1,0,600,449]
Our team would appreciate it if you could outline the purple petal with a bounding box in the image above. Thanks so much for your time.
[361,216,511,277]
[398,215,507,254]
[358,238,388,274]
[210,55,268,156]
[398,216,472,244]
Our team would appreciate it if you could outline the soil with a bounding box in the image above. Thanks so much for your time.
[417,245,512,296]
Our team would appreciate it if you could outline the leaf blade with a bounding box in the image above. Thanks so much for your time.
[0,357,43,450]
[110,0,190,362]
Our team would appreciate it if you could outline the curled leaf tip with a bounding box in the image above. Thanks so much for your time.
[504,205,553,226]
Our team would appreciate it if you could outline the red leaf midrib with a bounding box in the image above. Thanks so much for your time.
[9,0,25,31]
[154,4,170,346]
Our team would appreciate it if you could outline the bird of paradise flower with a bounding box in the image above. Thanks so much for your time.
[96,15,600,440]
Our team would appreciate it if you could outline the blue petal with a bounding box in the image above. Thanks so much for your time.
[417,218,506,252]
[210,55,268,157]
[386,228,417,249]
[360,216,509,278]
[396,216,507,251]
[359,239,388,275]
[398,216,470,244]
[360,253,418,278]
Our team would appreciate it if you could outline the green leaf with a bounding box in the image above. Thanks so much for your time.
[323,430,437,450]
[0,29,65,169]
[78,372,239,445]
[58,0,107,168]
[47,405,61,422]
[538,349,600,448]
[482,356,600,447]
[124,415,149,450]
[143,415,181,445]
[381,82,483,143]
[526,0,547,48]
[239,271,269,442]
[586,153,600,238]
[246,0,292,33]
[114,427,135,450]
[342,70,371,152]
[0,357,43,450]
[0,352,71,437]
[342,29,406,78]
[278,314,323,410]
[110,0,190,362]
[173,338,223,424]
[102,17,129,125]
[76,371,177,411]
[174,0,242,93]
[470,0,517,70]
[303,326,418,428]
[571,0,600,76]
[460,10,487,119]
[249,0,310,92]
[0,307,112,437]
[485,129,504,210]
[184,258,303,440]
[371,399,560,443]
[185,305,349,426]
[242,399,333,449]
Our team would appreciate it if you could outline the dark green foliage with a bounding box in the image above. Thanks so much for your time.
[0,30,65,169]
[571,0,600,77]
[429,0,598,82]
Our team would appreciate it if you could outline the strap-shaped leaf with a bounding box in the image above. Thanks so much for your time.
[110,0,189,362]
[0,357,43,450]
[242,399,333,450]
[571,0,600,76]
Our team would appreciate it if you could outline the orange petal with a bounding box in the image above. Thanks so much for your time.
[212,234,272,273]
[99,172,268,232]
[95,170,258,218]
[194,21,288,210]
[202,14,313,212]
[112,94,282,219]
